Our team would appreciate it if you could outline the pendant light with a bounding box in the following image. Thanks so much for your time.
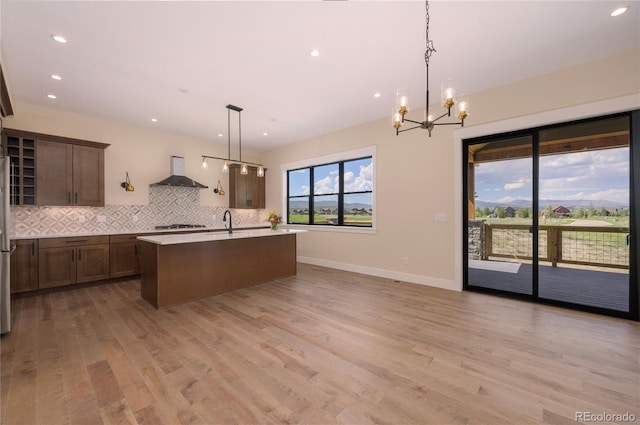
[202,104,265,176]
[393,0,469,137]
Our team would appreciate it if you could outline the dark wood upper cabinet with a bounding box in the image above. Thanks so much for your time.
[72,144,105,206]
[229,164,266,209]
[2,131,36,205]
[36,140,106,206]
[3,128,109,207]
[36,140,73,206]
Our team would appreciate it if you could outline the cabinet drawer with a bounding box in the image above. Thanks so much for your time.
[109,233,151,244]
[39,235,110,249]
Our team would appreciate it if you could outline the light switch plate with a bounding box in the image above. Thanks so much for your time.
[435,214,447,222]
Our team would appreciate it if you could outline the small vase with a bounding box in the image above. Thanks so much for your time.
[270,222,279,230]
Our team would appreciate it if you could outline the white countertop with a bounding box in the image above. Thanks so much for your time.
[10,226,271,240]
[137,228,307,245]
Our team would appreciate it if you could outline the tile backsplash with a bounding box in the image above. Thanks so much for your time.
[10,186,262,237]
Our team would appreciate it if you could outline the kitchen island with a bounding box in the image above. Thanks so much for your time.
[138,228,306,309]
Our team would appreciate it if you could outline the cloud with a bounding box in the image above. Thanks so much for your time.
[314,175,337,195]
[477,147,629,204]
[344,162,373,192]
[504,179,529,190]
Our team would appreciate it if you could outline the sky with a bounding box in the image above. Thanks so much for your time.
[475,147,629,206]
[288,157,373,205]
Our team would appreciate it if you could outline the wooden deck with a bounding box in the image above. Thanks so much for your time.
[469,260,629,312]
[2,263,638,424]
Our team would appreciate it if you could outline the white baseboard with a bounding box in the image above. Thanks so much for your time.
[297,256,461,292]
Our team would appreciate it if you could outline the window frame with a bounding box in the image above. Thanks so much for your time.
[282,146,376,233]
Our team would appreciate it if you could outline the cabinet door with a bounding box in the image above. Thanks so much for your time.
[229,165,266,209]
[39,246,76,288]
[229,165,247,208]
[109,241,140,278]
[73,145,105,206]
[36,140,73,206]
[10,239,38,293]
[77,244,110,283]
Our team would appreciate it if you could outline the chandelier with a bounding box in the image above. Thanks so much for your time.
[393,0,468,137]
[202,104,265,177]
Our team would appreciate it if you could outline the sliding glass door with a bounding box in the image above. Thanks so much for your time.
[466,134,534,296]
[537,116,630,312]
[464,113,637,319]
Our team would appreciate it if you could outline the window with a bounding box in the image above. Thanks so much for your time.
[287,155,373,227]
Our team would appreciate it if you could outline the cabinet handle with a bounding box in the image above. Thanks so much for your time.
[78,248,81,261]
[67,192,71,204]
[31,242,35,256]
[71,250,74,262]
[65,239,88,243]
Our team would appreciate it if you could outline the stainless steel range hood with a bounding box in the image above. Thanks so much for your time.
[151,156,208,188]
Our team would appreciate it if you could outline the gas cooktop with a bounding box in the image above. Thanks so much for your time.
[155,224,207,230]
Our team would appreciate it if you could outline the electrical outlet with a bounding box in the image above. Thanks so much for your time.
[403,256,409,265]
[132,215,139,222]
[435,213,447,222]
[78,215,86,223]
[97,215,107,223]
[212,215,216,222]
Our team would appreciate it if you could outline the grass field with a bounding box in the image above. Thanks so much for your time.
[288,214,372,226]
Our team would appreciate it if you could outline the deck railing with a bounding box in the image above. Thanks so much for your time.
[483,224,629,269]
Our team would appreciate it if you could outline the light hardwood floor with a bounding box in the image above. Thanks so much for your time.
[1,263,638,425]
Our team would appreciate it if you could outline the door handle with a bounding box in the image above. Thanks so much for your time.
[627,234,631,246]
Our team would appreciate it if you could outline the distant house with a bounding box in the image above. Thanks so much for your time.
[504,207,516,218]
[553,206,571,217]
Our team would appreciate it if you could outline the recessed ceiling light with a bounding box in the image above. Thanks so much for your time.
[50,74,62,81]
[150,118,158,122]
[218,133,224,137]
[611,6,628,16]
[51,35,67,43]
[47,94,57,99]
[373,93,381,98]
[263,132,269,136]
[310,49,320,57]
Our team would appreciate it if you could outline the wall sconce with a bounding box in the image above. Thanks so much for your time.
[120,172,135,192]
[213,180,225,196]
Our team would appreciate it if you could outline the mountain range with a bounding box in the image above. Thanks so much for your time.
[475,199,627,209]
[289,200,371,210]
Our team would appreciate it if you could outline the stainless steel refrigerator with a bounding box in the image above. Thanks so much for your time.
[1,157,12,335]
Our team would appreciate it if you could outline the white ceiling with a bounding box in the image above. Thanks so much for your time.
[1,1,638,151]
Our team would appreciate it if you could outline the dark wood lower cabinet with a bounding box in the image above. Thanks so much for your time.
[38,236,110,289]
[10,239,38,293]
[38,246,76,288]
[109,234,146,278]
[76,244,110,283]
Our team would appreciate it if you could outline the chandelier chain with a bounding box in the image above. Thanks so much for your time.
[424,0,435,66]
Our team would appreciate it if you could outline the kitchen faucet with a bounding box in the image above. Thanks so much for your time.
[223,209,233,234]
